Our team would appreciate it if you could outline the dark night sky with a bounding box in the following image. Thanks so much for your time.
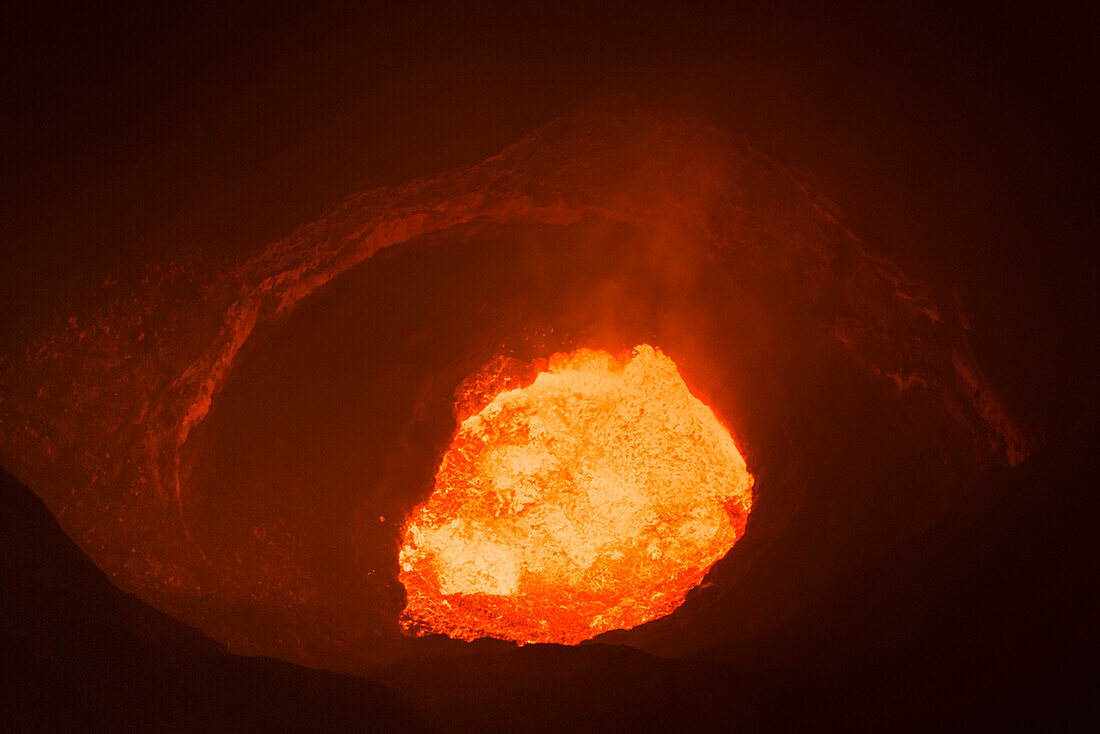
[2,1,1096,435]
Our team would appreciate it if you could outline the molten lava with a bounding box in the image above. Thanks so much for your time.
[398,345,754,645]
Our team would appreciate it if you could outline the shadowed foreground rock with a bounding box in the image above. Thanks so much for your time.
[0,465,431,733]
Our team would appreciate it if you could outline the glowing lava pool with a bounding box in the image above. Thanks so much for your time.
[398,345,754,645]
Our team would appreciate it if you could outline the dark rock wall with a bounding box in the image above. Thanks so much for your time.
[0,465,430,732]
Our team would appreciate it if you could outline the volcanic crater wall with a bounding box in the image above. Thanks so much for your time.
[0,100,1027,669]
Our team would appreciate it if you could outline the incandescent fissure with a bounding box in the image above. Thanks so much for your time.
[398,345,754,645]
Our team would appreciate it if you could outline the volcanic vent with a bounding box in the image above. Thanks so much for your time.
[399,345,754,644]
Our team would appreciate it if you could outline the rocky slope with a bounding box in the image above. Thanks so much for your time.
[0,465,429,733]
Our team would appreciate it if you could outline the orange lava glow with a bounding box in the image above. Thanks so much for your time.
[398,345,754,645]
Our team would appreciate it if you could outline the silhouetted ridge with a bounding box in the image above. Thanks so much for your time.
[0,465,431,733]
